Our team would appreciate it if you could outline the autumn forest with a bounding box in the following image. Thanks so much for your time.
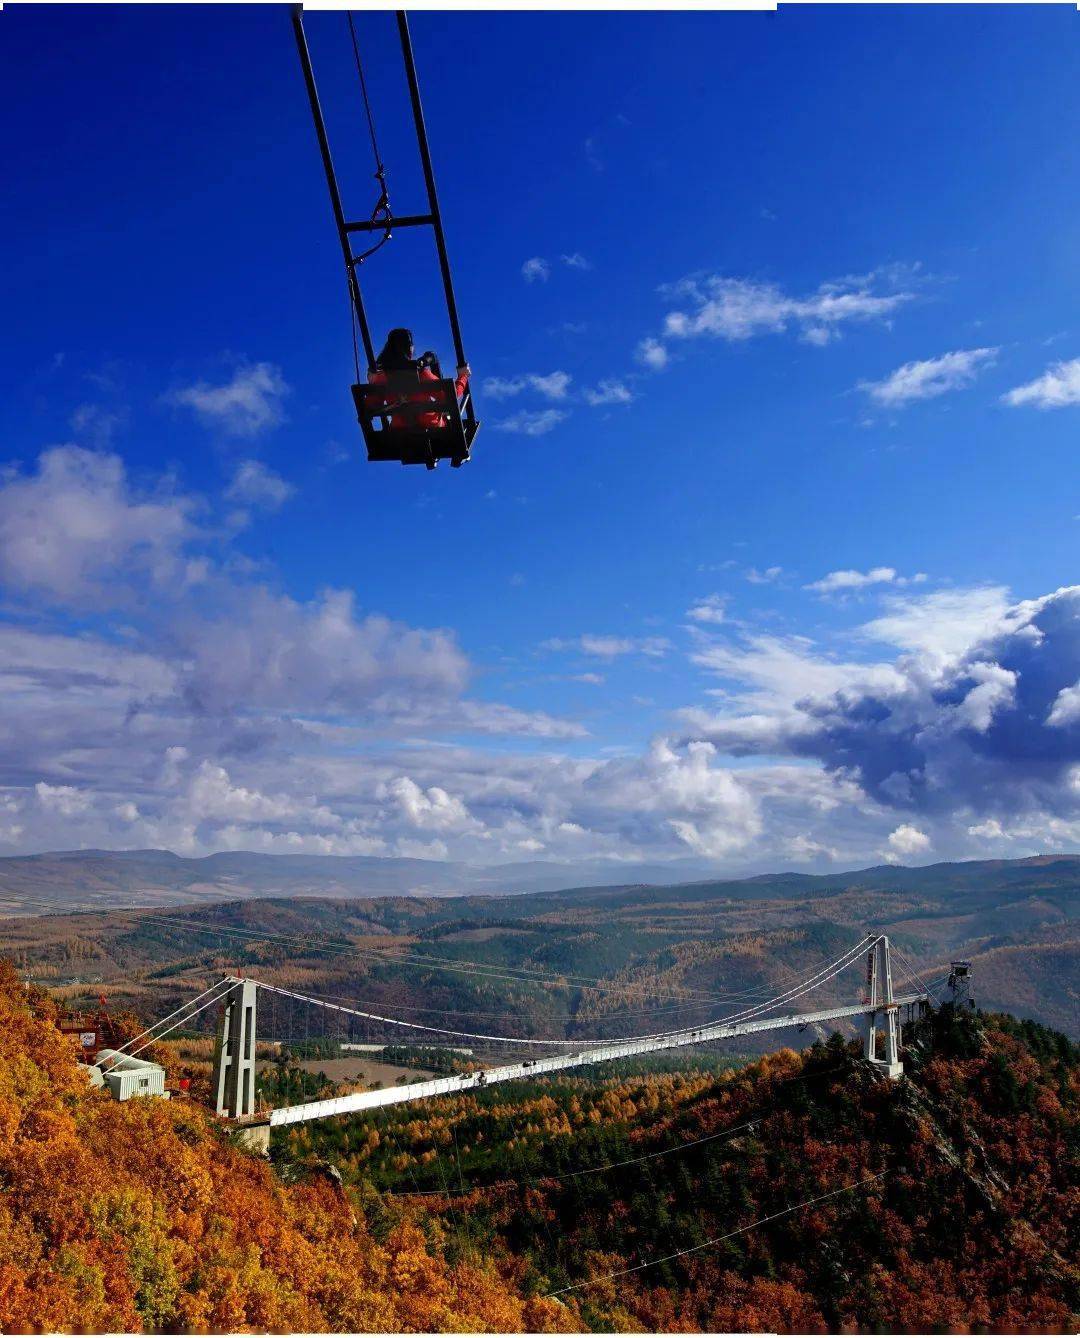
[0,957,1076,1333]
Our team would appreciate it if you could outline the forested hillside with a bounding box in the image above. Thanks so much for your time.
[2,955,1077,1333]
[0,960,566,1333]
[5,853,1077,1048]
[280,1011,1079,1332]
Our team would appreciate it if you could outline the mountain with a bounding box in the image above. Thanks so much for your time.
[0,847,714,916]
[4,853,1077,1040]
[1,956,1076,1332]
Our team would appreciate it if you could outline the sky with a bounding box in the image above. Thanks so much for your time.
[2,3,1080,873]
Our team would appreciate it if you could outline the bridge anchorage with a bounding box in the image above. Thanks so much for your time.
[209,933,930,1154]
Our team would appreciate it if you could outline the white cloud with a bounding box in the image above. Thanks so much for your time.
[690,633,902,714]
[745,566,783,584]
[1047,680,1080,728]
[659,270,915,346]
[583,379,634,407]
[5,583,1080,869]
[493,409,567,437]
[70,402,126,446]
[682,586,1080,850]
[529,372,572,400]
[5,428,1080,871]
[381,776,480,835]
[226,460,294,511]
[521,257,551,283]
[168,362,288,436]
[859,347,997,406]
[188,761,338,828]
[177,586,470,716]
[806,566,898,595]
[886,823,931,859]
[483,372,572,402]
[1002,357,1080,409]
[686,594,728,625]
[35,782,92,817]
[560,253,592,271]
[0,446,195,604]
[450,700,587,739]
[968,818,1005,840]
[636,338,669,371]
[544,634,671,659]
[859,586,1011,661]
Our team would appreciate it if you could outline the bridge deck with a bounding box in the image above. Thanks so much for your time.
[268,993,925,1128]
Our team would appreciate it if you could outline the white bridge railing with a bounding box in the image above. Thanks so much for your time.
[267,992,925,1128]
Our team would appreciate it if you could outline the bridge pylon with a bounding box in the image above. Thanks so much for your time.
[864,935,903,1079]
[211,977,258,1119]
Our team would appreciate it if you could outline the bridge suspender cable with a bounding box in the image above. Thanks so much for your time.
[243,937,877,1049]
[891,944,944,1005]
[102,980,228,1057]
[541,1170,890,1299]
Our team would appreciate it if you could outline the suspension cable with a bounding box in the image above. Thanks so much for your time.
[348,10,382,169]
[122,989,236,1062]
[97,983,234,1074]
[15,895,898,1047]
[891,944,943,1005]
[245,937,874,1050]
[116,906,770,1009]
[103,979,230,1059]
[13,887,806,1010]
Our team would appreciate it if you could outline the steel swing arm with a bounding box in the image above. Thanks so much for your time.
[291,4,475,445]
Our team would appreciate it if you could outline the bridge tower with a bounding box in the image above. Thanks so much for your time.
[864,935,903,1079]
[211,978,258,1119]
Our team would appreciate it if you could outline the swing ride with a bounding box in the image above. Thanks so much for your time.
[291,7,479,470]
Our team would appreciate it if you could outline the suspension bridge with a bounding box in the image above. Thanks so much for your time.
[101,933,932,1153]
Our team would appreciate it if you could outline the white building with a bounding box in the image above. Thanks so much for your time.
[94,1049,168,1102]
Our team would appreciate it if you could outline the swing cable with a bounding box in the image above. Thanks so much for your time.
[347,11,393,266]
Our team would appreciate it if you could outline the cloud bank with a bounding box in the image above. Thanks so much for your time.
[2,438,1080,873]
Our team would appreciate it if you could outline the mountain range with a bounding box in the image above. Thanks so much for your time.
[0,847,715,916]
[3,850,1076,1038]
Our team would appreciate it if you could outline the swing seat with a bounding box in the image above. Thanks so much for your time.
[352,376,479,469]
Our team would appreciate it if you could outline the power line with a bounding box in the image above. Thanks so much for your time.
[387,1062,850,1198]
[9,890,793,1009]
[542,1170,890,1298]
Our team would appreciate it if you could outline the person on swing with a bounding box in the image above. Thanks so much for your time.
[366,328,470,432]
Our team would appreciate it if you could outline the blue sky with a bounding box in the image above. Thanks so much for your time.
[2,4,1080,870]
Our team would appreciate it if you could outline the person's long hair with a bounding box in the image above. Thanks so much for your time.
[376,328,415,372]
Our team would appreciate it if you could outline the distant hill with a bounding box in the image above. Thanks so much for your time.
[4,852,1077,1039]
[0,847,714,917]
[2,846,1079,921]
